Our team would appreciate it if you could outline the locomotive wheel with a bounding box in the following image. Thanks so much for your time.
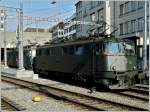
[98,79,110,90]
[86,76,97,88]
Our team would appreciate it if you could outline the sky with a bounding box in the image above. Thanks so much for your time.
[0,0,76,31]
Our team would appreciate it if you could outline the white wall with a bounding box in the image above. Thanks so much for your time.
[1,31,52,48]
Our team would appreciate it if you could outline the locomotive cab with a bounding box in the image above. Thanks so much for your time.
[96,39,138,89]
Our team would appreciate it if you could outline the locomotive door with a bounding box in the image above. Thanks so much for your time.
[90,39,97,83]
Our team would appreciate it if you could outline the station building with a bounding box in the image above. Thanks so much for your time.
[0,27,52,62]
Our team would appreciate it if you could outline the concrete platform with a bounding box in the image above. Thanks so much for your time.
[1,66,38,79]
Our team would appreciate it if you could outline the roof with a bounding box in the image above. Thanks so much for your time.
[24,27,48,32]
[37,36,127,49]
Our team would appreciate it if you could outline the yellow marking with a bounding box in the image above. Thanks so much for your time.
[32,95,41,102]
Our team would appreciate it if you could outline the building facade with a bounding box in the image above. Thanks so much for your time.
[63,13,76,39]
[75,1,149,41]
[113,1,149,65]
[3,31,52,48]
[75,1,115,37]
[114,1,149,41]
[50,22,64,39]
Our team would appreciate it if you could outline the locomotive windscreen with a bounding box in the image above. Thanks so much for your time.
[103,41,135,56]
[103,42,124,55]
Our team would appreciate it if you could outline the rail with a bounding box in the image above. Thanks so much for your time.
[1,96,26,111]
[1,75,148,111]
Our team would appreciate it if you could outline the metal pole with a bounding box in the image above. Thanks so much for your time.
[0,30,1,111]
[18,0,24,70]
[36,20,38,38]
[0,11,1,75]
[0,9,3,110]
[4,10,7,67]
[143,0,147,71]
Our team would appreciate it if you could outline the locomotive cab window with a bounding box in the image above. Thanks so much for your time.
[95,43,103,55]
[62,47,68,55]
[37,49,42,56]
[103,42,124,55]
[46,48,50,56]
[84,44,90,54]
[69,46,74,55]
[62,46,74,55]
[75,45,83,55]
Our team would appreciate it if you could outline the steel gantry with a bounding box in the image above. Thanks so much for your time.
[0,2,25,70]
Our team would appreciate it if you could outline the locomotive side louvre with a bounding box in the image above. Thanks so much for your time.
[35,42,93,76]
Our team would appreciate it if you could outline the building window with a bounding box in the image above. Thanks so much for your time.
[83,7,87,16]
[120,23,123,35]
[125,21,128,34]
[78,11,82,18]
[131,1,137,11]
[126,21,131,34]
[1,24,3,29]
[97,1,104,6]
[90,1,95,9]
[138,1,144,9]
[138,17,144,32]
[98,8,104,22]
[124,2,130,13]
[120,4,124,16]
[90,13,95,22]
[131,20,136,33]
[1,17,4,21]
[76,24,82,32]
[76,1,82,11]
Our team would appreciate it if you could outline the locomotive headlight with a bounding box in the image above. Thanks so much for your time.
[133,66,136,70]
[112,66,116,70]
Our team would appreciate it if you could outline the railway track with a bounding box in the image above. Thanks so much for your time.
[129,84,149,95]
[135,84,149,89]
[113,90,149,102]
[1,75,149,111]
[1,96,26,111]
[111,84,149,102]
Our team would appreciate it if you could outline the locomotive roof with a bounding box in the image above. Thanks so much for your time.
[37,37,130,49]
[7,46,34,52]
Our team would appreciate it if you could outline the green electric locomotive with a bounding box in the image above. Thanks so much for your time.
[33,37,138,89]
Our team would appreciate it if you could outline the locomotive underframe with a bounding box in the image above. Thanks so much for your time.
[100,71,138,89]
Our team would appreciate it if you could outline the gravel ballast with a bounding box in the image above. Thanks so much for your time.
[1,82,81,111]
[1,74,149,111]
[25,77,149,110]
